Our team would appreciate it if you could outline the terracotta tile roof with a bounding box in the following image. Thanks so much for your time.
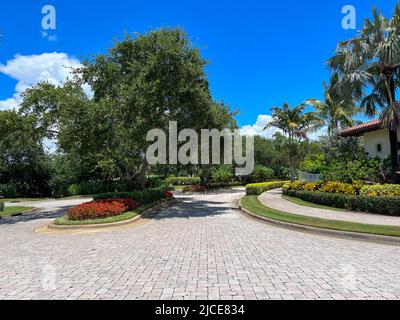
[341,119,383,137]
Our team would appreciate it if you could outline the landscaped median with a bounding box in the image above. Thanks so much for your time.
[282,181,400,216]
[51,189,175,228]
[241,181,400,242]
[240,195,400,239]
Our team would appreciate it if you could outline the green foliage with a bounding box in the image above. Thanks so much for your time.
[245,181,289,195]
[321,158,390,183]
[252,166,274,182]
[0,110,51,197]
[284,189,400,216]
[211,166,234,183]
[164,176,201,186]
[300,154,325,174]
[92,188,167,205]
[0,184,18,198]
[67,184,81,196]
[17,28,235,194]
[360,184,400,198]
[0,202,4,212]
[265,103,323,181]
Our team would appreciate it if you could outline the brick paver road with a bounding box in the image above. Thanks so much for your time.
[1,190,400,300]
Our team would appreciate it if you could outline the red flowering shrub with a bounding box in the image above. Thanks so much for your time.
[67,201,128,221]
[163,191,173,198]
[94,197,139,210]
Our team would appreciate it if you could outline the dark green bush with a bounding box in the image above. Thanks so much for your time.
[284,189,400,216]
[93,188,167,205]
[252,166,275,182]
[164,176,200,186]
[0,202,4,212]
[246,181,289,195]
[211,166,234,183]
[0,184,18,198]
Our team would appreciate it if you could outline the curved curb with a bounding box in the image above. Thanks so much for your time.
[47,198,177,231]
[239,197,400,246]
[0,207,39,219]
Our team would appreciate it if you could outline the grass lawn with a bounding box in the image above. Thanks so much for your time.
[283,195,345,212]
[54,198,172,225]
[0,206,35,217]
[241,195,400,237]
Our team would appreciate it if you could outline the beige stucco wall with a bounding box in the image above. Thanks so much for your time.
[363,127,400,159]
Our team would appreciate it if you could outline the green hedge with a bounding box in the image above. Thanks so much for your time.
[0,202,4,212]
[245,181,289,195]
[93,188,167,205]
[283,189,400,216]
[164,176,201,186]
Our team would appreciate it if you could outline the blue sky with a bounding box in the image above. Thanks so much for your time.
[0,0,398,135]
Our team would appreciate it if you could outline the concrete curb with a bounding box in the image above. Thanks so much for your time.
[239,197,400,246]
[0,207,39,219]
[47,198,177,230]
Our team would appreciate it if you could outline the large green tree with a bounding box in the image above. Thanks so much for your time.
[328,5,400,176]
[20,28,235,189]
[0,110,51,197]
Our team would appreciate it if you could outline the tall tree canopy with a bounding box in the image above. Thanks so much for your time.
[328,5,400,174]
[19,28,236,188]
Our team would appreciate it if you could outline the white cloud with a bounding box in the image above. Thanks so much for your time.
[240,114,327,141]
[240,114,281,138]
[0,52,86,110]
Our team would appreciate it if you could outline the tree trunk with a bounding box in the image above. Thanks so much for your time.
[137,161,149,190]
[387,75,399,180]
[389,128,399,175]
[200,164,210,186]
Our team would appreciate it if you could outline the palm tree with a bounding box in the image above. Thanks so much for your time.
[264,103,323,182]
[328,5,400,176]
[305,73,357,135]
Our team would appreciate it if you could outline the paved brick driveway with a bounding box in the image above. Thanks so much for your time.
[1,190,400,300]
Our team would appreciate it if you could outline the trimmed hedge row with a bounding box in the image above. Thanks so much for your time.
[246,181,289,195]
[0,202,4,212]
[283,189,400,216]
[164,176,201,186]
[93,188,167,205]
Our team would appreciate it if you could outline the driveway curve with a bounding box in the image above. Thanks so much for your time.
[0,190,400,300]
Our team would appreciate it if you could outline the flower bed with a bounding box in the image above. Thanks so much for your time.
[66,188,171,222]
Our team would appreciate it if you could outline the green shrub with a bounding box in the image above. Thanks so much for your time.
[211,166,234,183]
[321,158,388,183]
[360,184,400,198]
[93,188,167,205]
[0,202,4,212]
[164,176,201,186]
[283,189,400,216]
[252,166,274,182]
[67,184,81,196]
[246,181,289,195]
[0,184,18,198]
